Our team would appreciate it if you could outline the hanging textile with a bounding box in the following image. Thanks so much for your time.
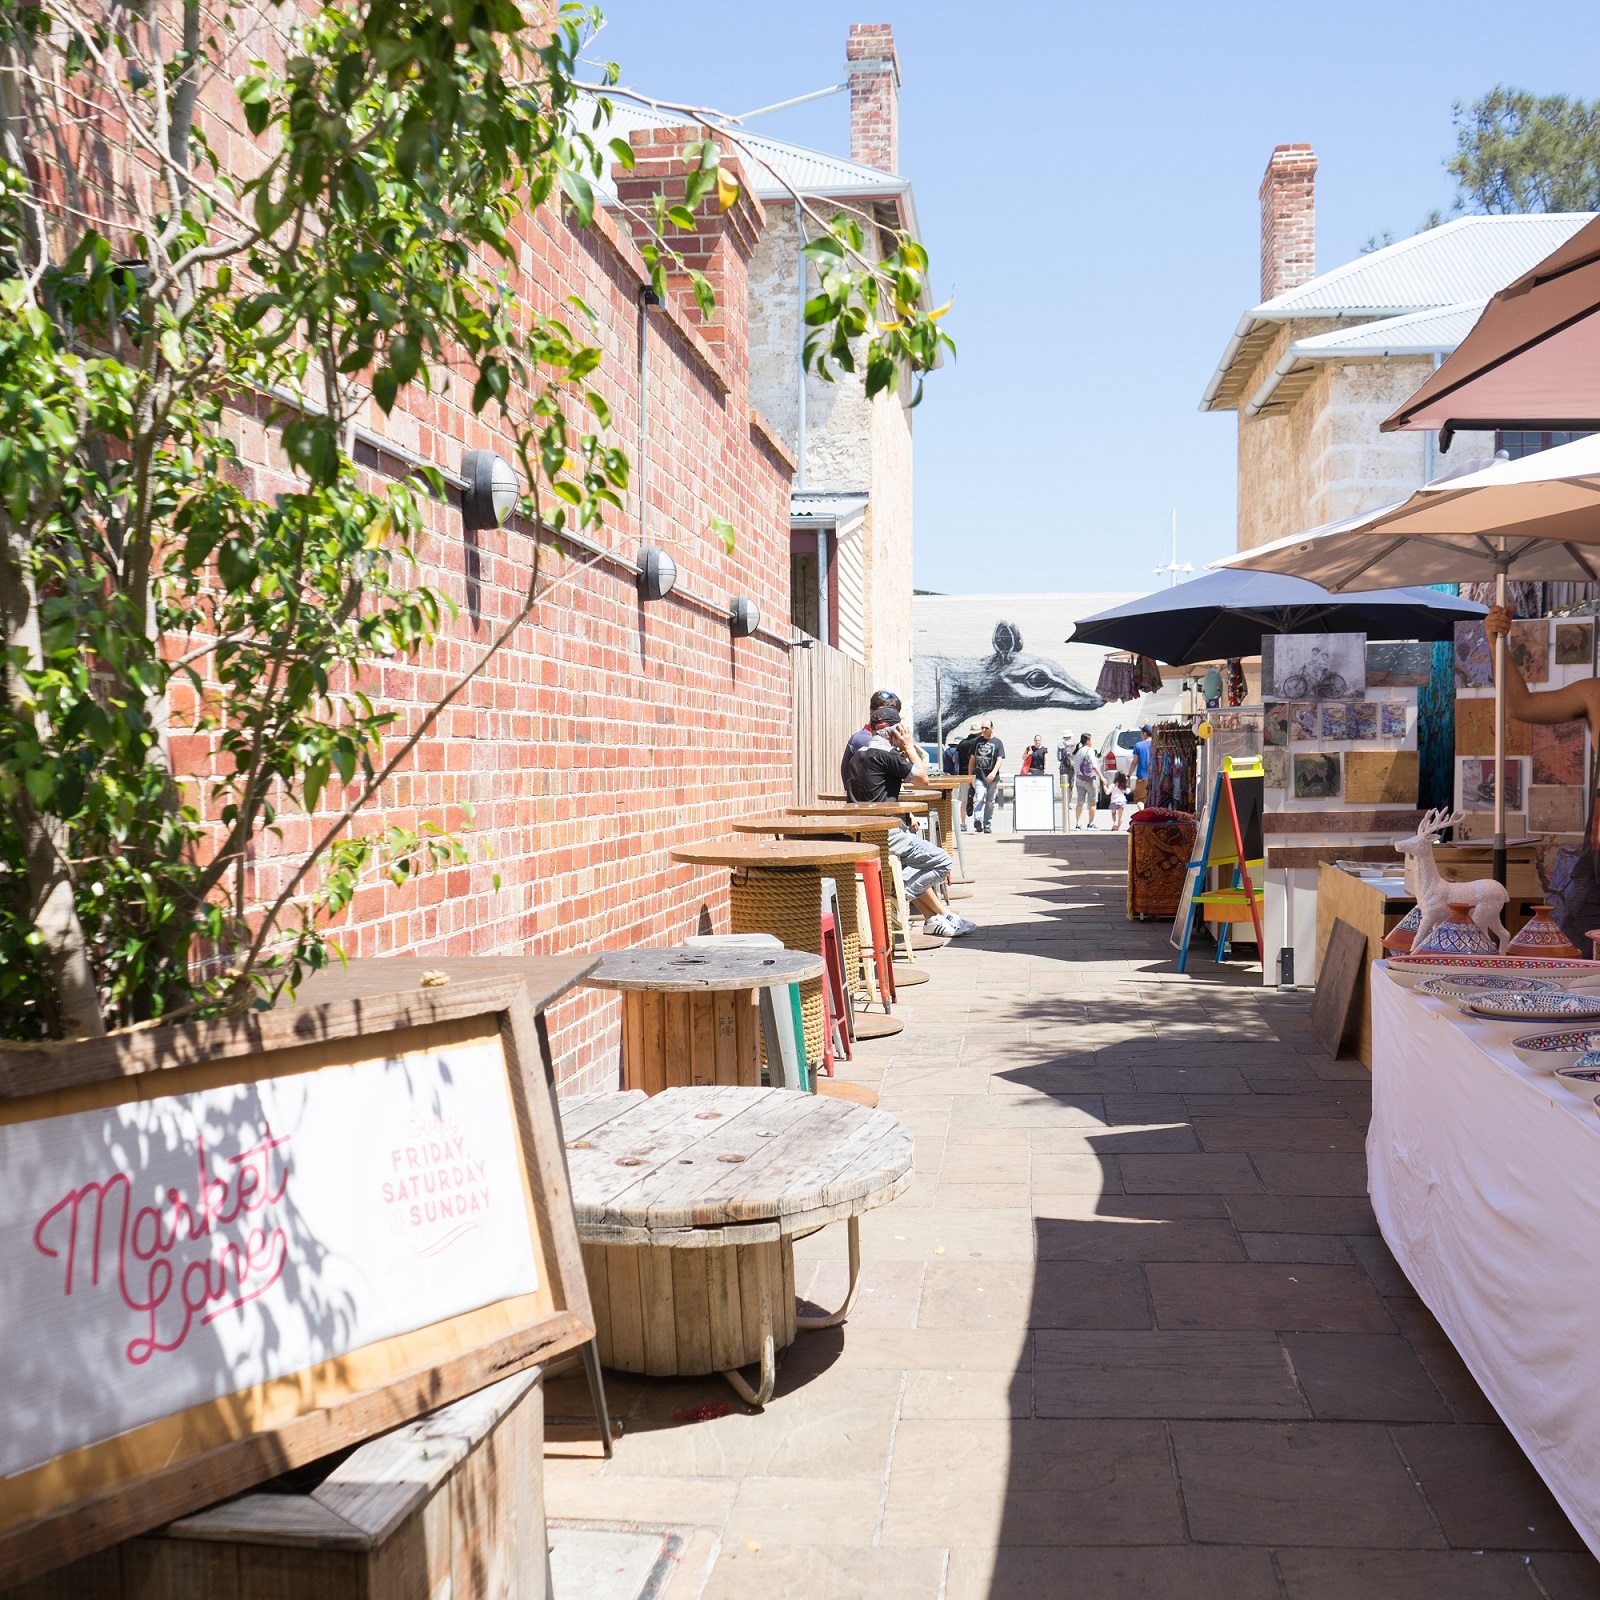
[1226,658,1247,707]
[1095,656,1140,702]
[1135,654,1164,695]
[1148,723,1198,813]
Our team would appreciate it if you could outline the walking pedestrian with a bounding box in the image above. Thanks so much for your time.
[1070,733,1098,830]
[1109,771,1130,831]
[1132,724,1153,805]
[966,720,1005,833]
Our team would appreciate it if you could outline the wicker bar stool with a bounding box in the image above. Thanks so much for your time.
[733,814,895,1008]
[672,839,869,1070]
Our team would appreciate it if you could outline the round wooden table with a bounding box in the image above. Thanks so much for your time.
[583,946,823,1095]
[672,838,870,1067]
[801,798,930,819]
[561,1086,914,1405]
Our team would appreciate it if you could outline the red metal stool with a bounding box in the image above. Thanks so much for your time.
[854,857,897,1010]
[819,908,851,1075]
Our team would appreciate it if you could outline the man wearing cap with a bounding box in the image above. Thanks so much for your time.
[840,688,902,793]
[1133,725,1153,806]
[845,705,975,939]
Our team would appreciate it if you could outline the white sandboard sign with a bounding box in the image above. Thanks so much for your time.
[2,1041,538,1480]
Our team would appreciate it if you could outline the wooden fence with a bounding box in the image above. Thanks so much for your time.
[791,643,872,804]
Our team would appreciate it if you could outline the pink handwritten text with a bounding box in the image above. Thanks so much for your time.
[32,1127,293,1365]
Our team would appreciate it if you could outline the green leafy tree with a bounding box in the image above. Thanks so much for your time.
[0,1,953,1041]
[1448,87,1600,213]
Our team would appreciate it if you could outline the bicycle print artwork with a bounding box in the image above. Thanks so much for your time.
[1267,633,1367,702]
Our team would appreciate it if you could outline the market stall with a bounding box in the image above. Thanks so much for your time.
[1369,970,1600,1557]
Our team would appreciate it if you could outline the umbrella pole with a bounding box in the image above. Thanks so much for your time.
[1493,564,1508,888]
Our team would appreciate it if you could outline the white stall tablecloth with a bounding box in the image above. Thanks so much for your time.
[1370,969,1600,1558]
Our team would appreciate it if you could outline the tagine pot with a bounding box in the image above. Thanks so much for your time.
[1505,905,1583,960]
[1382,905,1423,954]
[1412,902,1499,957]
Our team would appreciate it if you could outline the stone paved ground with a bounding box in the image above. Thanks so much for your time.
[543,832,1600,1599]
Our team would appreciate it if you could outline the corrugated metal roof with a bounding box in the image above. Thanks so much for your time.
[585,95,909,203]
[1202,213,1595,413]
[1257,214,1590,317]
[1288,301,1487,356]
[791,490,868,523]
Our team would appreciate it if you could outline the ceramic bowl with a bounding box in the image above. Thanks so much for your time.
[1510,1030,1600,1070]
[1386,954,1600,991]
[1419,974,1559,1002]
[1553,1061,1600,1100]
[1462,991,1600,1025]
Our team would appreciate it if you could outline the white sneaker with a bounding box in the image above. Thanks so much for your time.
[953,916,978,934]
[925,914,959,937]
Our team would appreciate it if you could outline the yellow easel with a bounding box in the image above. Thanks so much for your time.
[1178,756,1266,969]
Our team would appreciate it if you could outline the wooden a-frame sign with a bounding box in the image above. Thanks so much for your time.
[0,972,594,1590]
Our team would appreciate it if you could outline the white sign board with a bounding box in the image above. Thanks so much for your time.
[1013,774,1058,833]
[2,1041,539,1479]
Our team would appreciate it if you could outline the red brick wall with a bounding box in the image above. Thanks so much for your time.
[200,102,797,1090]
[1259,144,1317,303]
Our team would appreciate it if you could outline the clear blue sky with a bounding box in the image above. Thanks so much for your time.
[590,0,1592,594]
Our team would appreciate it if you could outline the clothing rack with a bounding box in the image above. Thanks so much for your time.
[1148,722,1199,814]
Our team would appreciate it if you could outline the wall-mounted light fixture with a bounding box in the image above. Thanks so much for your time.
[637,544,678,603]
[460,449,520,531]
[729,597,761,638]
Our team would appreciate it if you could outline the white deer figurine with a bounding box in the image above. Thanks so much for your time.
[1394,806,1511,952]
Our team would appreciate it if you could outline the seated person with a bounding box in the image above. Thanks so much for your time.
[846,706,974,938]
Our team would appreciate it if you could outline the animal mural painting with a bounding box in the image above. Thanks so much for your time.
[912,622,1104,744]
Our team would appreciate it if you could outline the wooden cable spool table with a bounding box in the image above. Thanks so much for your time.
[582,945,823,1094]
[671,838,871,1068]
[561,1086,913,1406]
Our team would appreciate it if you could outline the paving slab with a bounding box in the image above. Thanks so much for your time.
[880,1419,1184,1548]
[1275,1548,1554,1599]
[1282,1331,1453,1422]
[1033,1329,1304,1419]
[1170,1420,1444,1547]
[1147,1261,1395,1333]
[1393,1425,1589,1550]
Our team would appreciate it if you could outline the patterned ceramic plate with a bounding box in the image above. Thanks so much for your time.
[1390,954,1598,973]
[1385,954,1600,990]
[1463,992,1600,1022]
[1419,974,1559,1000]
[1554,1062,1600,1097]
[1510,1030,1600,1069]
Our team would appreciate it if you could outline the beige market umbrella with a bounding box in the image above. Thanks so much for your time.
[1382,216,1600,445]
[1215,432,1600,880]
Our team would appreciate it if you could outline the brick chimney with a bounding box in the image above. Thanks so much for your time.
[1259,144,1317,302]
[847,23,900,173]
[615,130,766,365]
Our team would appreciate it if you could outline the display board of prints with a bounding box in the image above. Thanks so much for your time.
[0,977,592,1588]
[1453,617,1592,837]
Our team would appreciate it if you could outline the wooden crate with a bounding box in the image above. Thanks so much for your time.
[2,1373,546,1600]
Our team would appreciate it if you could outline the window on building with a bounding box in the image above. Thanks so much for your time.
[1495,429,1593,460]
[791,547,821,639]
[789,526,837,647]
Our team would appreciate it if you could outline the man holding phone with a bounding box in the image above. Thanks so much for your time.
[846,704,974,938]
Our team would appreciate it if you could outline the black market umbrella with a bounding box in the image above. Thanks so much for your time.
[1068,568,1486,666]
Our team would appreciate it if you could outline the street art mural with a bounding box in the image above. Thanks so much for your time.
[912,622,1103,743]
[913,593,1178,762]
